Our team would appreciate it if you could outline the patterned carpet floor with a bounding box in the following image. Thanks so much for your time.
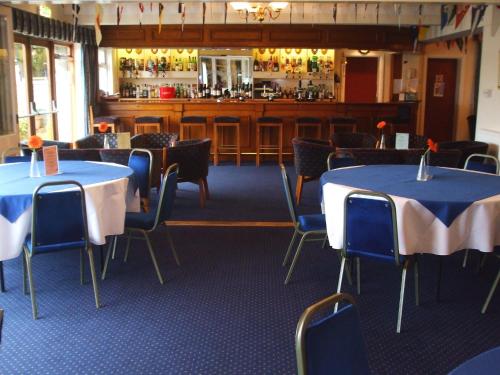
[0,164,498,374]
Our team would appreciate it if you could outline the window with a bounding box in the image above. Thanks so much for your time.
[98,47,113,95]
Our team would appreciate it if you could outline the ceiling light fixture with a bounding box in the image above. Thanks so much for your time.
[231,2,288,23]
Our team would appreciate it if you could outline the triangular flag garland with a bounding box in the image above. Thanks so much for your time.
[410,25,419,52]
[202,2,206,25]
[332,3,337,24]
[440,5,449,30]
[224,2,227,24]
[139,3,145,27]
[158,3,164,34]
[418,4,423,26]
[455,5,470,29]
[178,2,186,32]
[455,37,464,52]
[417,26,429,41]
[116,4,124,26]
[354,3,357,23]
[290,1,292,24]
[95,4,102,46]
[447,5,457,26]
[71,4,80,42]
[376,3,379,25]
[470,5,487,36]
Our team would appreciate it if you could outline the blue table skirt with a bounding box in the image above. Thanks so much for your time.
[321,165,500,227]
[0,161,136,223]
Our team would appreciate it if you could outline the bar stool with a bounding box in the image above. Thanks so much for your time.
[256,116,283,167]
[180,116,207,140]
[89,105,118,134]
[134,116,162,135]
[329,116,357,135]
[295,117,322,139]
[213,116,241,166]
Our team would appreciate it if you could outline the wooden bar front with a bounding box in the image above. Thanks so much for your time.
[100,99,418,158]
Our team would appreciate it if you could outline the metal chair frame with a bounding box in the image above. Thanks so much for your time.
[102,164,181,285]
[337,190,419,333]
[280,165,327,284]
[22,181,100,320]
[482,253,500,314]
[464,153,500,175]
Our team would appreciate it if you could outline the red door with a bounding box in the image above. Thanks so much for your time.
[424,58,457,141]
[345,57,378,103]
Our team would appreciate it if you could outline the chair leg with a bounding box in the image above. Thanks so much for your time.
[335,257,346,312]
[101,240,114,281]
[282,229,298,266]
[278,125,283,165]
[256,125,260,167]
[295,175,304,205]
[202,177,210,200]
[334,250,353,286]
[111,235,118,260]
[22,254,28,295]
[414,256,420,306]
[99,245,104,274]
[143,231,164,284]
[356,257,361,295]
[397,260,409,333]
[80,249,85,285]
[481,268,500,314]
[321,235,328,249]
[0,261,4,293]
[462,249,469,268]
[284,233,308,285]
[213,125,219,166]
[198,179,206,208]
[87,247,101,309]
[166,227,181,266]
[236,126,241,167]
[24,249,38,320]
[123,232,132,263]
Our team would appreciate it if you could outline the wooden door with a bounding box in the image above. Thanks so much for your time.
[424,58,457,141]
[345,57,378,103]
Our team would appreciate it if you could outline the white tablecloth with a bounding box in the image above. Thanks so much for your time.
[322,168,500,256]
[0,162,140,261]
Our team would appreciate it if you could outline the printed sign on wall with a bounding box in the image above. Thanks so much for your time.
[433,74,445,97]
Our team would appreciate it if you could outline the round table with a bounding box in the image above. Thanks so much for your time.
[0,160,140,261]
[321,165,500,256]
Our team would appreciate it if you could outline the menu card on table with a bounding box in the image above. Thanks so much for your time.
[116,132,131,149]
[42,145,59,175]
[395,133,410,150]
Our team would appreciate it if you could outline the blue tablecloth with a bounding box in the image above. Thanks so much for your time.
[320,165,500,227]
[0,161,136,223]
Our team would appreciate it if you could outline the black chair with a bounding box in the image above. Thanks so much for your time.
[438,140,489,168]
[280,165,327,284]
[22,181,100,319]
[102,164,180,284]
[76,134,118,149]
[337,190,419,333]
[331,133,377,149]
[295,293,370,375]
[464,154,499,175]
[128,149,153,212]
[166,139,211,208]
[327,151,357,171]
[292,138,334,204]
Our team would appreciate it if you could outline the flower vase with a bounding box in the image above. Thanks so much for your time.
[416,155,431,181]
[103,134,110,149]
[379,134,386,149]
[29,151,41,178]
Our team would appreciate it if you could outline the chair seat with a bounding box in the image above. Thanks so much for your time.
[466,161,498,175]
[346,249,405,264]
[298,214,326,232]
[125,210,156,230]
[24,234,86,254]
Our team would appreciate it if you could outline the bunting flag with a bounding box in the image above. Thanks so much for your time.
[150,2,153,12]
[139,3,145,26]
[364,3,368,18]
[202,2,206,25]
[224,2,227,24]
[116,4,124,26]
[440,5,448,30]
[158,3,164,34]
[470,5,486,36]
[71,4,80,42]
[447,5,457,26]
[417,26,429,41]
[179,2,185,32]
[455,5,470,29]
[354,4,357,23]
[418,5,423,26]
[289,1,292,24]
[95,4,102,46]
[376,3,379,24]
[245,10,249,23]
[395,4,402,29]
[332,3,337,24]
[455,38,464,52]
[410,26,419,52]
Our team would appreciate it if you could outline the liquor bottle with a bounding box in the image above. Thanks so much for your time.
[273,56,280,72]
[307,58,312,73]
[253,56,260,72]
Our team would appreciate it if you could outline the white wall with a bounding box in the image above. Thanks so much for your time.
[476,6,500,157]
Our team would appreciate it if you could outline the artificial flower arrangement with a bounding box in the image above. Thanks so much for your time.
[98,122,109,133]
[376,120,387,149]
[27,135,43,150]
[417,138,439,181]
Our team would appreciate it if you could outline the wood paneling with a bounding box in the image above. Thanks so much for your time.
[100,24,414,50]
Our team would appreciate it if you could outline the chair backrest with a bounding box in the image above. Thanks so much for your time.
[2,147,28,163]
[464,153,500,175]
[292,138,333,178]
[130,133,178,149]
[344,190,401,265]
[296,117,321,125]
[154,163,179,226]
[279,164,298,225]
[166,139,211,181]
[296,293,370,375]
[428,149,462,168]
[30,181,88,255]
[128,148,153,199]
[135,116,162,124]
[331,133,377,149]
[327,151,357,171]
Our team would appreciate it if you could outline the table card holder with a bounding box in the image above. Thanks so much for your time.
[395,133,409,150]
[42,145,59,176]
[116,132,131,149]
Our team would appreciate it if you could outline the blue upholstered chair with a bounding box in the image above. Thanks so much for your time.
[1,147,30,163]
[464,154,499,175]
[102,164,180,285]
[129,148,153,211]
[295,293,370,375]
[337,190,419,333]
[327,151,357,171]
[22,181,100,319]
[280,164,327,284]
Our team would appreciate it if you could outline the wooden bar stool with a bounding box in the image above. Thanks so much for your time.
[134,116,162,135]
[295,117,322,139]
[179,116,207,140]
[256,116,283,167]
[329,116,357,135]
[89,106,118,134]
[213,116,241,166]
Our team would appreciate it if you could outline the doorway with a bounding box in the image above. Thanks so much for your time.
[424,58,458,141]
[344,57,378,103]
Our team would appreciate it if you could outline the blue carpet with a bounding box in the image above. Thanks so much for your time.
[0,165,498,374]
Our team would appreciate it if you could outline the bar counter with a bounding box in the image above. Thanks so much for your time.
[100,99,418,157]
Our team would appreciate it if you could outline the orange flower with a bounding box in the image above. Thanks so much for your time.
[376,121,386,129]
[27,135,43,149]
[427,139,439,153]
[98,122,109,133]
